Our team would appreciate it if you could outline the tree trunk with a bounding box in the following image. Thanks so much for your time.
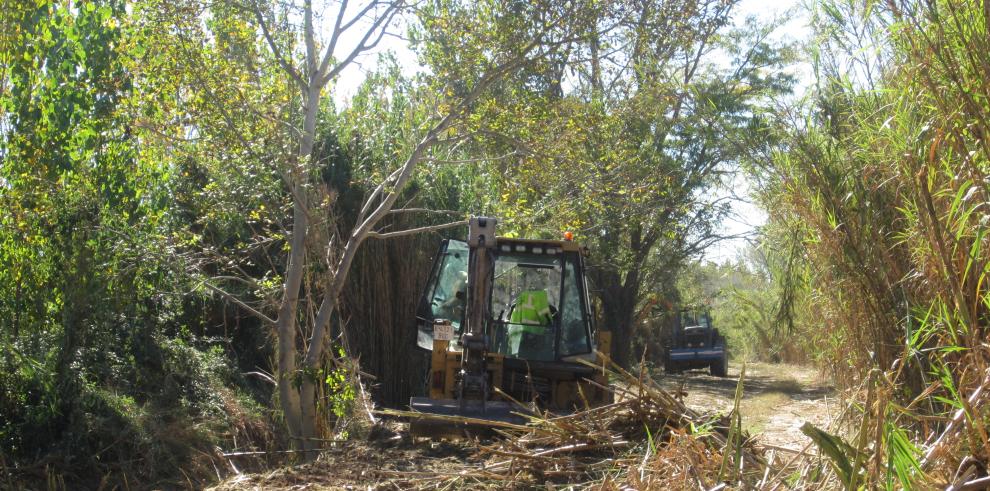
[277,81,321,451]
[276,199,305,447]
[603,284,637,369]
[596,245,646,369]
[300,378,318,452]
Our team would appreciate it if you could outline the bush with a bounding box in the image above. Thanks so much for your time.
[0,334,272,489]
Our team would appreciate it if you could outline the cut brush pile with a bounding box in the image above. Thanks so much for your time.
[406,367,765,489]
[377,361,783,489]
[214,362,799,490]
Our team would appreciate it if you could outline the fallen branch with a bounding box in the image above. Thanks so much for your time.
[375,408,538,433]
[950,475,990,491]
[221,447,344,457]
[381,359,774,489]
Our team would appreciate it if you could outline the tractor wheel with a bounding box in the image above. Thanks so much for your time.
[710,353,728,377]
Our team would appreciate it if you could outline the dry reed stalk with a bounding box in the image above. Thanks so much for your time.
[921,367,990,469]
[381,359,779,488]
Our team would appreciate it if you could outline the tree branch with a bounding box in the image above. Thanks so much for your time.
[201,281,276,325]
[319,0,351,78]
[387,208,463,216]
[340,0,386,32]
[356,165,403,225]
[304,0,317,79]
[321,1,401,85]
[366,220,469,239]
[252,3,307,90]
[365,220,468,239]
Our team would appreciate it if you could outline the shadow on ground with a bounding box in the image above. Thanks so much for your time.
[659,363,831,402]
[655,362,836,449]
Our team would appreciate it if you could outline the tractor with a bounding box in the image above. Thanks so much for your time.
[664,308,728,377]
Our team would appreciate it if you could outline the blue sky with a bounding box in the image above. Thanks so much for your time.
[708,0,812,263]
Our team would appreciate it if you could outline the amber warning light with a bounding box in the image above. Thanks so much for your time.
[563,231,574,241]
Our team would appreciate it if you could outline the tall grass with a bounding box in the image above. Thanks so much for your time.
[758,0,990,487]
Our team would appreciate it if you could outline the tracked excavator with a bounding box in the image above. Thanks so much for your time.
[409,217,613,435]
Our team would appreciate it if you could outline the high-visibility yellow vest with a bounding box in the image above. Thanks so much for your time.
[507,290,552,355]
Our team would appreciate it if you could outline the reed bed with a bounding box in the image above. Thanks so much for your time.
[748,0,990,487]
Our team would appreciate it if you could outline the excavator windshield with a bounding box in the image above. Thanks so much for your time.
[416,239,593,361]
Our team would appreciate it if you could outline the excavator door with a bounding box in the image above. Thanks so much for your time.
[416,239,469,350]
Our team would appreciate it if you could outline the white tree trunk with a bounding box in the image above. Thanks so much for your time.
[276,188,306,445]
[278,80,321,451]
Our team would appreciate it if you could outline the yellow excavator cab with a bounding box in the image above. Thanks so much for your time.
[410,218,612,435]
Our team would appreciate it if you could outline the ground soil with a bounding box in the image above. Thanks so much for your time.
[211,425,489,490]
[211,361,834,489]
[656,361,836,451]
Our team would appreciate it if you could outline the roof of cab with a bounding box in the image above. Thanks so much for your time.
[494,236,583,253]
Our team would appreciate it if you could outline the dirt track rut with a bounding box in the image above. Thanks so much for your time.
[657,362,836,451]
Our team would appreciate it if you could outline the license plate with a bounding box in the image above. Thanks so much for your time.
[434,323,454,341]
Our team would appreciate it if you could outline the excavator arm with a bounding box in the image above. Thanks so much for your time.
[458,217,496,409]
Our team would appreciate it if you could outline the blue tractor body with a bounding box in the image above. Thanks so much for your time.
[664,309,728,377]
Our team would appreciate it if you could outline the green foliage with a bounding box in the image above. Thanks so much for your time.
[801,422,865,488]
[325,346,356,421]
[755,0,990,485]
[885,420,923,490]
[0,1,276,486]
[0,342,59,457]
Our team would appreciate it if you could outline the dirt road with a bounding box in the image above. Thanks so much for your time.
[657,362,836,451]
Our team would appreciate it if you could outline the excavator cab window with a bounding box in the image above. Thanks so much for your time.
[416,240,469,350]
[489,248,593,361]
[416,239,594,360]
[560,259,593,356]
[491,254,561,361]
